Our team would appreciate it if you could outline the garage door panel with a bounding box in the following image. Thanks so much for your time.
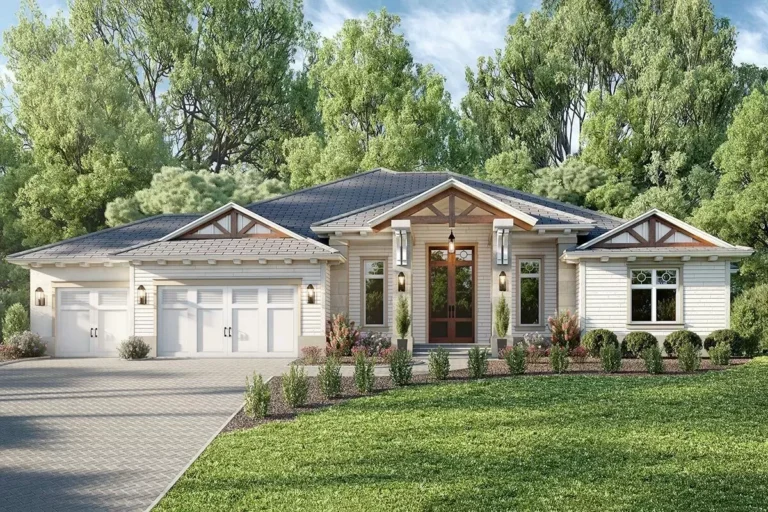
[96,309,126,355]
[58,309,91,355]
[57,289,128,357]
[232,308,260,353]
[197,308,226,354]
[268,308,295,353]
[159,309,188,355]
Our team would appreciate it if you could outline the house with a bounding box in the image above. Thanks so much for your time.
[6,169,753,358]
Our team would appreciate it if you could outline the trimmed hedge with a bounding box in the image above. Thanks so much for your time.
[582,329,618,357]
[622,331,658,357]
[731,283,768,354]
[663,330,702,357]
[704,329,742,354]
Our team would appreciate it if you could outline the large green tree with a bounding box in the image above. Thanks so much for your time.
[281,10,463,189]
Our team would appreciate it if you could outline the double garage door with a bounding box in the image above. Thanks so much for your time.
[158,286,297,357]
[56,289,129,357]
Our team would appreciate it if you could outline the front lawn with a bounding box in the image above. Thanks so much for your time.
[157,360,768,511]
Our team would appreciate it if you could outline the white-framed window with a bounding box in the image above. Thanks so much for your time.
[519,259,541,326]
[364,260,386,326]
[630,268,680,323]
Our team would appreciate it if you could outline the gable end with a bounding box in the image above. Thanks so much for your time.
[594,214,714,249]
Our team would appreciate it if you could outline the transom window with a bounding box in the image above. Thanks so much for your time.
[364,260,385,326]
[519,259,541,326]
[630,269,679,323]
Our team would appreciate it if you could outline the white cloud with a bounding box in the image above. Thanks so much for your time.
[734,5,768,67]
[304,0,365,40]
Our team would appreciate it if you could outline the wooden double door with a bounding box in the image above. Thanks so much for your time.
[428,246,475,343]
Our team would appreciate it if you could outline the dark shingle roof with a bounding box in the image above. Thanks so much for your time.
[115,238,337,258]
[9,168,622,261]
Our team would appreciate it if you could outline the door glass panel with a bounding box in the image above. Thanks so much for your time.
[455,248,473,262]
[456,322,473,338]
[455,266,473,318]
[430,266,448,317]
[430,321,448,338]
[430,249,448,261]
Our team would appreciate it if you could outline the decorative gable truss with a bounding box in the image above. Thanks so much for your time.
[161,203,294,241]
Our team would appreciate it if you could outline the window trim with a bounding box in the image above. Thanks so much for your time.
[516,256,543,328]
[627,266,683,325]
[362,258,387,327]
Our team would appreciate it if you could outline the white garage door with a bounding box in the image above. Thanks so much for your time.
[56,289,129,357]
[157,286,297,358]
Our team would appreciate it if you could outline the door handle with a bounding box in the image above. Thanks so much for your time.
[90,328,93,338]
[224,326,228,337]
[228,327,232,337]
[94,328,98,338]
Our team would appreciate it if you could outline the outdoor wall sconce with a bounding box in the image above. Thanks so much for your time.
[307,284,315,304]
[499,271,507,292]
[35,287,45,307]
[137,285,147,305]
[448,229,456,254]
[398,272,406,292]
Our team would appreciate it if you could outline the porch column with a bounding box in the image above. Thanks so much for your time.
[492,219,514,350]
[392,220,413,350]
[556,235,579,316]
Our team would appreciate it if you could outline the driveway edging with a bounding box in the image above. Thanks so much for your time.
[0,355,50,368]
[144,376,272,511]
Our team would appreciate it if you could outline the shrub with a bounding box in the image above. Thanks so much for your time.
[244,373,270,419]
[428,347,451,380]
[326,314,359,357]
[0,343,23,360]
[495,295,510,338]
[2,303,29,342]
[395,295,411,340]
[731,283,768,354]
[569,345,588,364]
[380,346,397,363]
[353,352,375,394]
[709,342,731,366]
[282,365,309,407]
[600,344,622,373]
[623,331,658,357]
[357,331,391,356]
[318,356,342,399]
[301,346,323,364]
[467,347,489,379]
[502,345,526,375]
[703,329,743,355]
[6,331,47,358]
[582,329,618,357]
[117,336,151,360]
[526,345,544,365]
[641,345,664,374]
[389,350,413,386]
[663,330,702,357]
[547,310,580,349]
[677,342,701,373]
[549,345,569,374]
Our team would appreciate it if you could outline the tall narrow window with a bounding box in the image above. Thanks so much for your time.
[630,269,679,323]
[519,259,541,325]
[364,260,385,326]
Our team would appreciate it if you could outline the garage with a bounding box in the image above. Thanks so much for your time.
[157,286,298,357]
[56,288,129,357]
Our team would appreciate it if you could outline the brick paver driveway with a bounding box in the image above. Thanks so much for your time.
[0,357,291,512]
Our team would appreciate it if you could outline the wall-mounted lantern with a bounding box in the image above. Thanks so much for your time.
[448,229,456,254]
[398,272,406,292]
[307,284,315,304]
[395,229,409,265]
[137,285,147,305]
[496,228,509,265]
[499,271,507,292]
[35,287,45,307]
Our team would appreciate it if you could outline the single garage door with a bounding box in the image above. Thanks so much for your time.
[56,289,129,357]
[158,286,297,357]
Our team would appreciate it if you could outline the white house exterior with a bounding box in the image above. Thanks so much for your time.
[7,169,753,358]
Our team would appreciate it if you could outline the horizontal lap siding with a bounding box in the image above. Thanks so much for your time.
[132,262,327,337]
[584,261,627,332]
[684,260,728,335]
[347,243,392,330]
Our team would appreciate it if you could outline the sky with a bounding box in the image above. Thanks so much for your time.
[1,0,767,103]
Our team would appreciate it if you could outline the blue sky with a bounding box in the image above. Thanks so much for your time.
[1,0,767,102]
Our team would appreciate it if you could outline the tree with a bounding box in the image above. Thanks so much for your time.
[4,3,169,246]
[71,0,310,175]
[281,10,462,189]
[106,166,288,225]
[530,158,608,206]
[479,141,535,191]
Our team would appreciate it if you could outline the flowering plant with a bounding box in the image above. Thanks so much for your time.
[569,345,588,364]
[326,314,359,356]
[547,310,580,350]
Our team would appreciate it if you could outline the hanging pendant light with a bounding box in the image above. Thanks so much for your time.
[448,229,456,254]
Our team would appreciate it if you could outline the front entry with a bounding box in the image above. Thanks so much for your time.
[428,246,475,343]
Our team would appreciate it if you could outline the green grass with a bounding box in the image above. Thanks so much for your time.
[157,360,768,511]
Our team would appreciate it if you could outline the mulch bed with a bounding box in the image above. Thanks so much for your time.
[223,357,750,433]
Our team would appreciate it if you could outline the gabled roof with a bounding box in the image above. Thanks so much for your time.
[113,238,339,260]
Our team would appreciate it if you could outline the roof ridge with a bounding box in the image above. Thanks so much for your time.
[6,213,198,260]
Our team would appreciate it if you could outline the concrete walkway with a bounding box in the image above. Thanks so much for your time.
[0,357,292,512]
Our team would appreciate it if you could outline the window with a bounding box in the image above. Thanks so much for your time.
[364,260,385,325]
[630,269,679,323]
[519,259,541,325]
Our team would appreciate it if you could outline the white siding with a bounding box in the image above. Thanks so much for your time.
[683,260,729,334]
[347,242,392,331]
[132,261,327,338]
[583,260,627,332]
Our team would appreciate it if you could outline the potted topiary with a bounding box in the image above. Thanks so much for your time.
[493,295,510,357]
[395,295,411,351]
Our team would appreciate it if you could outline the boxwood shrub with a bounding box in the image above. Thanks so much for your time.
[582,329,618,357]
[622,331,658,357]
[703,329,744,356]
[663,330,702,357]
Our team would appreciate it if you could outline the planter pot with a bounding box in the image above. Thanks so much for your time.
[493,338,508,358]
[397,338,409,351]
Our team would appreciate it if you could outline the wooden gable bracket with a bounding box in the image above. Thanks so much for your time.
[594,215,716,249]
[181,209,290,240]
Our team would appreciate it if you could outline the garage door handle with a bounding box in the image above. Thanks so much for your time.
[228,327,232,337]
[90,328,93,338]
[94,328,98,338]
